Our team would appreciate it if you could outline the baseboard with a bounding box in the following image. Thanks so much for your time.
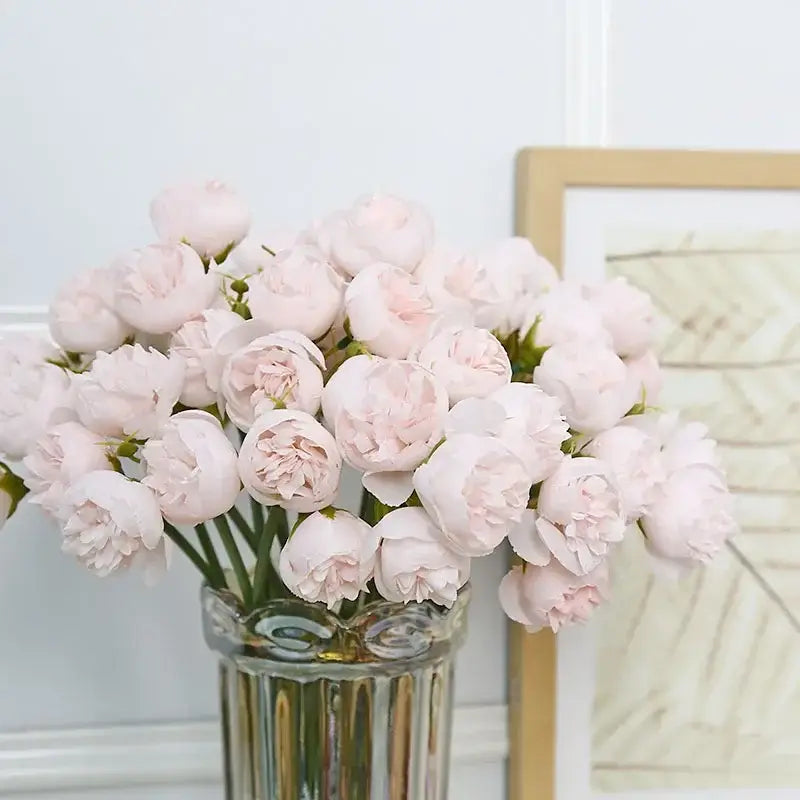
[0,704,507,794]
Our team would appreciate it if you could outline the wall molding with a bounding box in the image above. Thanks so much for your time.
[0,304,49,334]
[0,704,507,795]
[564,0,611,145]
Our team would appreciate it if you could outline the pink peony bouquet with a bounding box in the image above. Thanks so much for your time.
[0,184,738,630]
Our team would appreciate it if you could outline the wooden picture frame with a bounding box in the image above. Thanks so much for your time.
[509,147,800,800]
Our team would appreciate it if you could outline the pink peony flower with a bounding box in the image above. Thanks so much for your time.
[238,409,341,512]
[413,433,531,557]
[320,354,382,431]
[411,325,511,406]
[446,384,569,484]
[499,561,607,632]
[585,277,656,357]
[373,507,470,607]
[114,243,219,335]
[520,281,611,349]
[624,349,663,405]
[142,410,240,525]
[49,267,132,353]
[532,456,625,575]
[477,237,559,333]
[330,359,448,506]
[344,263,438,358]
[247,244,344,341]
[279,509,379,608]
[58,470,169,580]
[533,342,636,434]
[584,424,665,522]
[23,421,112,515]
[150,180,251,262]
[0,335,73,460]
[641,464,737,573]
[73,344,185,439]
[218,330,324,431]
[414,247,503,327]
[315,193,434,277]
[170,309,243,409]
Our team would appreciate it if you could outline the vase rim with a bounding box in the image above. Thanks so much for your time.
[201,583,471,677]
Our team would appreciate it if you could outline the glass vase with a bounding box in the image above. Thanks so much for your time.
[201,584,471,800]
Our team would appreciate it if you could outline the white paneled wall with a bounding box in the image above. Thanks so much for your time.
[2,1,796,797]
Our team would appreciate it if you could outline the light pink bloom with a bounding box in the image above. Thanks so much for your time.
[345,263,437,358]
[332,359,448,506]
[624,349,663,405]
[534,456,625,574]
[413,433,531,557]
[477,237,559,333]
[533,342,636,434]
[320,354,382,432]
[520,281,611,349]
[641,464,737,574]
[59,470,169,580]
[49,267,132,353]
[228,229,299,276]
[142,410,240,525]
[315,193,434,277]
[0,336,73,460]
[499,562,607,632]
[239,409,341,512]
[150,180,251,261]
[446,384,569,484]
[219,331,324,431]
[114,243,219,335]
[584,424,665,522]
[411,326,511,405]
[373,507,470,607]
[247,244,344,340]
[279,509,379,608]
[170,309,243,408]
[658,414,723,474]
[414,247,503,327]
[73,344,185,439]
[23,421,112,515]
[586,277,656,357]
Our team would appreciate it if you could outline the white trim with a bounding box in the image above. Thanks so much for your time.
[0,304,49,334]
[564,0,611,145]
[0,704,507,794]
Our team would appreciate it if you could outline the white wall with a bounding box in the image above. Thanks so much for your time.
[0,1,563,798]
[3,1,796,797]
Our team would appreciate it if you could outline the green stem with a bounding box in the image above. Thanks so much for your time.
[228,505,258,554]
[250,497,265,541]
[359,488,375,525]
[275,506,289,546]
[214,515,253,607]
[252,510,281,606]
[163,522,215,585]
[196,522,226,588]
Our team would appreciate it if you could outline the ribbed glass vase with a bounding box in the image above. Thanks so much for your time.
[201,585,471,800]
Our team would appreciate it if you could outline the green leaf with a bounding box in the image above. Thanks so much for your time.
[0,464,28,517]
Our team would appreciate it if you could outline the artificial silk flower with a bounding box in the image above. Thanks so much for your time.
[114,243,219,335]
[279,509,379,609]
[150,180,251,262]
[239,409,341,512]
[373,507,470,607]
[499,561,608,633]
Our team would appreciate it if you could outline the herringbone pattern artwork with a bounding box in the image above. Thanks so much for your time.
[591,231,800,791]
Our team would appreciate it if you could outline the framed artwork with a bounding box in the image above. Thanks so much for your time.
[509,149,800,800]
